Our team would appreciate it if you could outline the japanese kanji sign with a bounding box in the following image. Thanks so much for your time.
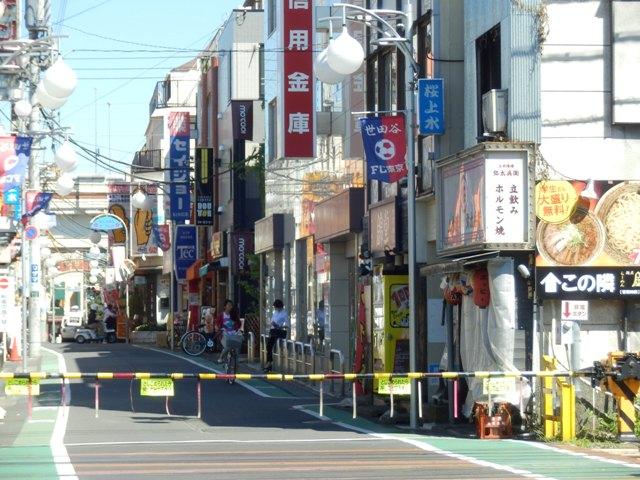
[282,0,314,158]
[537,267,640,299]
[194,147,213,226]
[418,78,444,135]
[560,300,589,321]
[168,112,191,222]
[534,180,578,223]
[485,156,526,244]
[360,115,407,183]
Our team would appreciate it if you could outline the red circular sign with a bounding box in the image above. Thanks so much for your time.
[24,226,39,241]
[0,278,9,289]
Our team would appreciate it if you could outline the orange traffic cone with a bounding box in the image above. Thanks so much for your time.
[8,335,21,362]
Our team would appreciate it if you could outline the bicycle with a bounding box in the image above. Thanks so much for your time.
[180,325,216,356]
[221,332,243,385]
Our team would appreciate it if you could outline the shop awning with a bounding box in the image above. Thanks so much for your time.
[419,251,501,276]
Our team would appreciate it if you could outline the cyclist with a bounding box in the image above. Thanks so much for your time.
[264,299,289,372]
[214,300,242,364]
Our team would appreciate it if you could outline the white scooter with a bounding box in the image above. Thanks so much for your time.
[75,322,117,344]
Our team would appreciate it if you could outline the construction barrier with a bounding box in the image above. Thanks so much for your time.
[1,369,591,428]
[542,356,576,441]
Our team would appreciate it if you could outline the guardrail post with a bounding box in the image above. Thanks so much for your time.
[560,377,576,441]
[247,332,255,364]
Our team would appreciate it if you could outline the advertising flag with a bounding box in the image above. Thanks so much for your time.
[152,224,171,251]
[359,115,407,183]
[0,136,31,220]
[174,225,197,281]
[131,183,158,256]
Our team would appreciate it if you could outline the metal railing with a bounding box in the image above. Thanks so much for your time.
[247,332,255,364]
[329,349,345,396]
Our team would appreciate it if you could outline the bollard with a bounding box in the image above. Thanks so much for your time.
[197,379,202,419]
[418,380,423,418]
[319,380,324,418]
[94,381,100,418]
[352,382,357,419]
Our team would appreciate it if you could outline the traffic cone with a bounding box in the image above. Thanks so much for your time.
[8,335,21,362]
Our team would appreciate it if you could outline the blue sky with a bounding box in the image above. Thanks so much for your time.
[56,0,240,176]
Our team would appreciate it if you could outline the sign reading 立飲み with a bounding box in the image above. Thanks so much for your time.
[484,155,526,244]
[168,112,191,222]
[360,115,407,183]
[282,0,314,158]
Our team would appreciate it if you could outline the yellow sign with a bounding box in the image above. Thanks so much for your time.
[140,378,174,397]
[535,180,578,223]
[5,378,40,396]
[377,377,411,395]
[482,377,516,395]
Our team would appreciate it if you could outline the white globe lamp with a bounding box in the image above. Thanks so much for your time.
[89,259,99,268]
[89,230,101,244]
[90,267,100,276]
[43,59,78,99]
[40,247,52,258]
[131,189,147,210]
[89,275,98,284]
[49,266,59,277]
[55,173,75,197]
[326,27,365,75]
[35,81,68,109]
[32,211,52,230]
[45,257,56,268]
[54,141,78,172]
[89,245,101,256]
[314,46,346,85]
[0,2,5,18]
[14,99,32,118]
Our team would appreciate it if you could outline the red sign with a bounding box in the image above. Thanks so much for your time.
[283,0,314,158]
[0,277,9,289]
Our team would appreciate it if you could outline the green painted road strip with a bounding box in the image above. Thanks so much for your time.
[0,349,63,479]
[298,404,640,480]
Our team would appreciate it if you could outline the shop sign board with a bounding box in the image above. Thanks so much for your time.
[560,300,589,321]
[194,148,214,226]
[369,197,400,258]
[537,266,640,299]
[168,112,191,222]
[436,143,535,255]
[174,225,197,281]
[418,78,445,135]
[282,0,314,158]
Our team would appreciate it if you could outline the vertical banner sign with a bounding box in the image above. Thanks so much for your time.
[0,275,15,333]
[418,78,445,135]
[283,0,314,158]
[360,115,407,183]
[0,136,31,220]
[168,112,191,222]
[132,184,158,256]
[194,148,214,226]
[231,101,253,141]
[174,225,197,281]
[107,182,130,245]
[152,224,171,251]
[230,231,254,275]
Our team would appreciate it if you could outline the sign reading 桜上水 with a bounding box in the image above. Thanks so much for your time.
[418,78,444,135]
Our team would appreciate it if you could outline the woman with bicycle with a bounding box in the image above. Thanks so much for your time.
[215,299,243,364]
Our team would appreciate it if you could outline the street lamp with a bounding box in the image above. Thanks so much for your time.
[320,2,419,429]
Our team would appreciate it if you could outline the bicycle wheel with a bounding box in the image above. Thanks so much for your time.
[225,349,237,384]
[181,331,206,356]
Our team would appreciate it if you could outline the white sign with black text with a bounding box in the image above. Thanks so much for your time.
[560,300,589,321]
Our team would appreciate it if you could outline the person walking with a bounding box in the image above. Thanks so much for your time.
[264,299,289,372]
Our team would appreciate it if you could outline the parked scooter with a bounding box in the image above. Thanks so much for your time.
[75,322,117,344]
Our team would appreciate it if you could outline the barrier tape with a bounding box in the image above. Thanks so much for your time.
[0,370,593,381]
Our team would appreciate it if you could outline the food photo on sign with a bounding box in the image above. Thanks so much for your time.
[535,180,640,267]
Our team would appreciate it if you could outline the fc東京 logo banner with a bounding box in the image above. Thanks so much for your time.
[359,115,407,183]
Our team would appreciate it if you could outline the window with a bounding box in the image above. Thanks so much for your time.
[267,0,276,36]
[612,1,640,123]
[476,25,501,138]
[268,99,277,161]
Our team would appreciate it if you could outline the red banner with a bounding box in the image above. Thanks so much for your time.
[283,0,314,158]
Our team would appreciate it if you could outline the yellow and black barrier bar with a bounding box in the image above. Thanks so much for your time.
[0,370,595,380]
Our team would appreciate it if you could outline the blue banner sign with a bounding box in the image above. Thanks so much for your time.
[174,225,197,281]
[418,78,445,135]
[168,112,191,222]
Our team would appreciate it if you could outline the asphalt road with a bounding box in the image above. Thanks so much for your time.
[3,343,640,479]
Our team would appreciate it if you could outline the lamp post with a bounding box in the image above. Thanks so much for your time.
[321,2,419,429]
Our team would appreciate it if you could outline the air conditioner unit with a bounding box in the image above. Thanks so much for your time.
[482,89,508,135]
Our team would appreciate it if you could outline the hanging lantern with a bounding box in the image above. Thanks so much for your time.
[326,26,365,75]
[314,46,346,85]
[443,285,461,305]
[55,173,75,197]
[14,99,32,118]
[131,189,147,209]
[89,259,99,268]
[472,269,491,309]
[89,275,98,284]
[43,58,78,99]
[34,81,68,109]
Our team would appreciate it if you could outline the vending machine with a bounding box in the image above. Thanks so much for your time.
[372,273,410,394]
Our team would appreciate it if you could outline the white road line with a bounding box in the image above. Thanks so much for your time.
[28,419,55,423]
[132,345,273,399]
[294,406,555,480]
[65,437,387,447]
[33,406,59,411]
[507,439,640,469]
[42,346,79,480]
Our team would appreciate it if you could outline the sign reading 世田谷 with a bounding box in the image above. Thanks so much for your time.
[360,115,407,183]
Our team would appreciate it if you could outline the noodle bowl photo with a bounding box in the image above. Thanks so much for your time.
[536,208,605,266]
[595,182,640,265]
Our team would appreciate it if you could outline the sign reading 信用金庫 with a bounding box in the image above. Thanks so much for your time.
[283,0,313,158]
